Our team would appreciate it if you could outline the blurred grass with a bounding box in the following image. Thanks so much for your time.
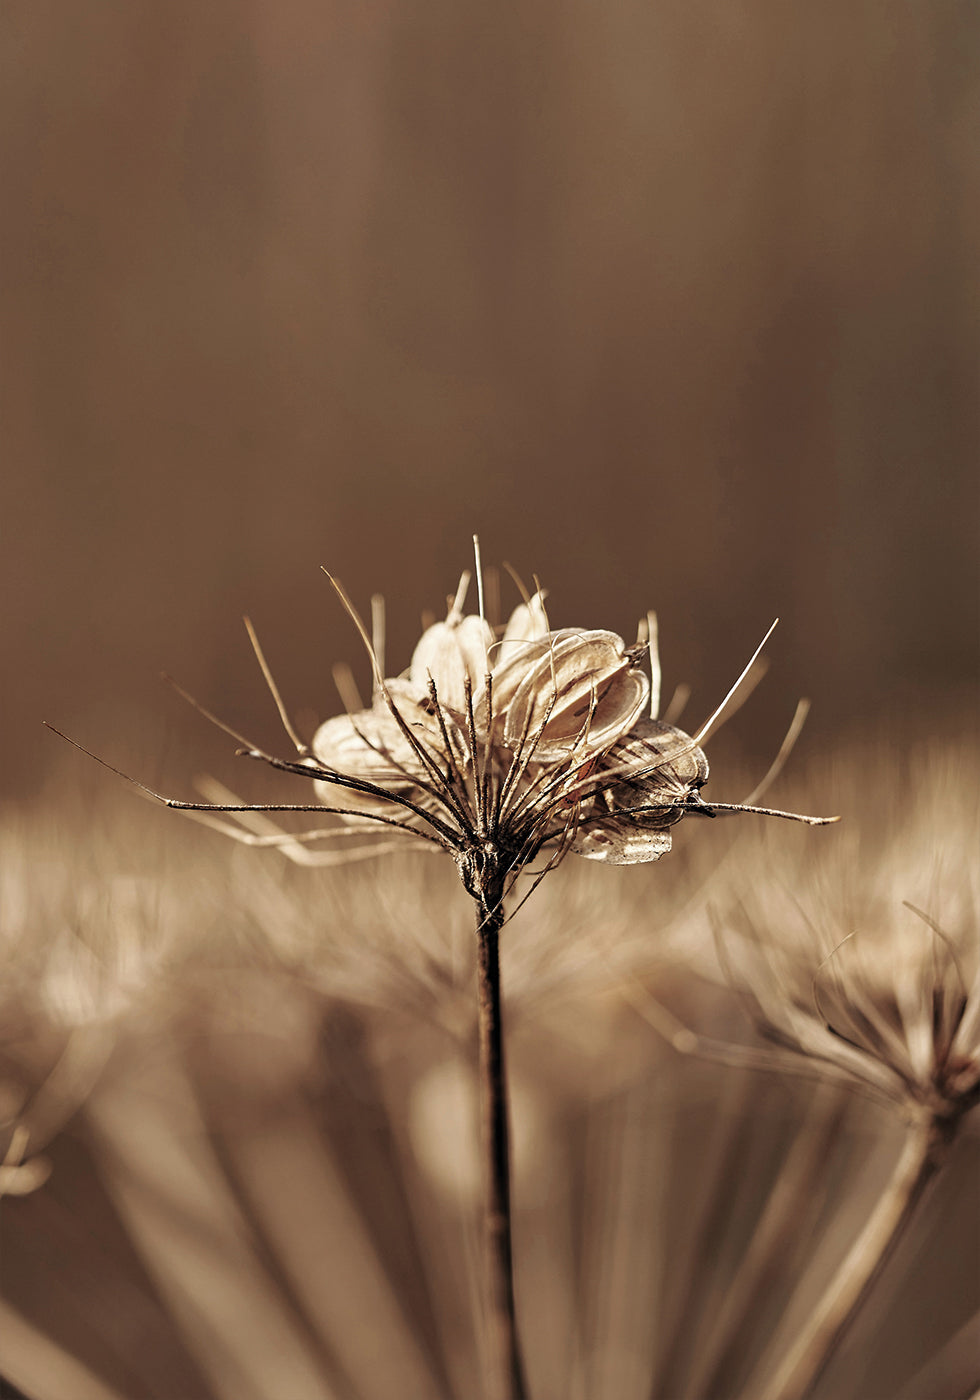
[1,722,978,1398]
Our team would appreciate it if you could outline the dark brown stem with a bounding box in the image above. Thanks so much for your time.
[476,890,529,1400]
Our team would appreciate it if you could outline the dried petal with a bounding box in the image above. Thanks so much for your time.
[571,819,673,864]
[310,711,429,812]
[568,721,707,863]
[491,630,649,759]
[409,614,493,712]
[495,591,550,668]
[601,719,709,822]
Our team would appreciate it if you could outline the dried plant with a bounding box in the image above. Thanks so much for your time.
[619,733,980,1400]
[1,725,978,1400]
[705,742,980,1400]
[41,545,835,1400]
[27,555,980,1400]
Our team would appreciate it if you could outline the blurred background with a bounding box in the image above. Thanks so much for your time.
[2,0,977,797]
[2,11,979,1395]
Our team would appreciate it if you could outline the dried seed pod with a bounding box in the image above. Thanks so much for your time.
[572,720,709,863]
[409,614,493,713]
[571,819,674,864]
[494,590,551,667]
[491,629,650,759]
[601,719,709,822]
[310,710,430,813]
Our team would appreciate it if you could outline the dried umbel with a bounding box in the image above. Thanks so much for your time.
[720,892,980,1129]
[145,561,830,897]
[45,545,836,1400]
[47,550,835,897]
[305,583,658,892]
[669,748,980,1400]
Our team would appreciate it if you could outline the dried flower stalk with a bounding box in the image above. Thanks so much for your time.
[44,543,837,1400]
[756,1111,955,1400]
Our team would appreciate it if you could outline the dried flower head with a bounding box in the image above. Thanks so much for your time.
[307,575,658,903]
[712,742,980,1129]
[47,547,836,921]
[41,546,840,1400]
[722,900,980,1124]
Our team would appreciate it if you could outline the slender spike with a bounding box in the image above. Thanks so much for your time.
[647,610,661,719]
[484,564,501,631]
[692,618,779,747]
[44,721,456,845]
[195,773,311,836]
[332,661,364,715]
[42,722,230,807]
[196,775,414,842]
[243,616,310,755]
[495,692,559,826]
[661,682,691,725]
[312,722,469,837]
[473,535,491,675]
[451,570,472,619]
[322,571,385,689]
[463,675,485,832]
[504,675,605,830]
[178,809,420,861]
[741,698,810,806]
[473,536,486,622]
[579,676,601,751]
[161,672,257,749]
[370,594,386,682]
[692,800,839,826]
[511,743,613,847]
[481,672,496,824]
[499,813,578,923]
[493,697,540,822]
[323,569,475,831]
[502,753,573,837]
[425,675,471,797]
[502,561,532,606]
[532,574,558,694]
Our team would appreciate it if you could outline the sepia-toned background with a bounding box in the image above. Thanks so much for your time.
[2,10,979,1400]
[2,0,977,798]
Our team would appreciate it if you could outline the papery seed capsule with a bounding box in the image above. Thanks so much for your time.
[601,719,709,824]
[409,614,493,714]
[571,819,674,864]
[571,720,709,864]
[310,710,426,812]
[494,590,550,667]
[492,629,650,759]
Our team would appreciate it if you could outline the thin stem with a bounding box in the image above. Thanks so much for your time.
[688,1085,847,1400]
[476,892,529,1400]
[756,1111,956,1400]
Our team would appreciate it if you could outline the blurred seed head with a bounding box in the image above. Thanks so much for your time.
[705,737,980,1121]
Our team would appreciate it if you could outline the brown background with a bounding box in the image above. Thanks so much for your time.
[3,0,977,800]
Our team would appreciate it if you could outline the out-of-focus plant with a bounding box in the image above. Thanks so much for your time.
[2,729,977,1399]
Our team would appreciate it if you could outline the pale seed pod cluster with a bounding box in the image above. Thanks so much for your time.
[309,580,712,879]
